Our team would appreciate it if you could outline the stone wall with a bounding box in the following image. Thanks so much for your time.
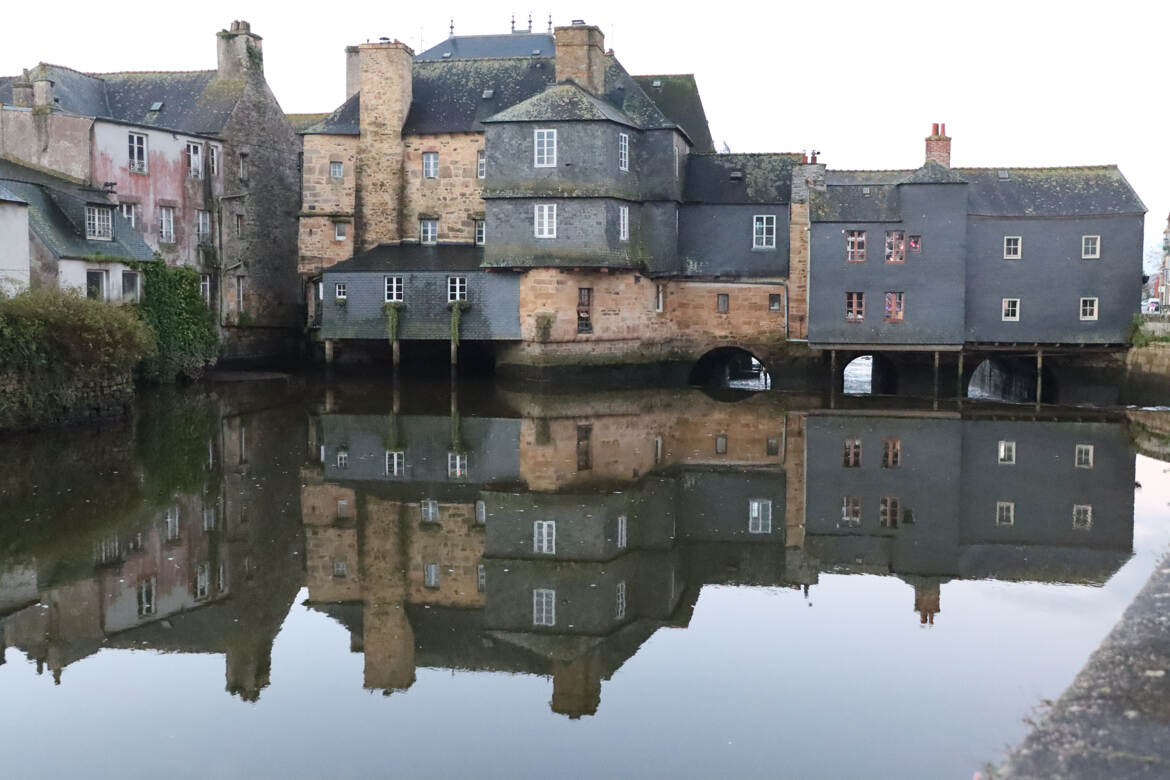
[298,134,358,277]
[355,42,412,250]
[0,368,134,431]
[402,133,484,244]
[0,107,93,182]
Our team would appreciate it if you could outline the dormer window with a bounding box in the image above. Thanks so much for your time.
[534,129,556,167]
[85,205,113,240]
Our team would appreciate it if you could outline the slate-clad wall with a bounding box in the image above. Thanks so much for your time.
[964,214,1143,343]
[675,470,786,544]
[485,198,648,268]
[679,204,790,277]
[804,416,963,575]
[808,183,967,346]
[957,420,1134,550]
[320,270,520,340]
[483,122,640,199]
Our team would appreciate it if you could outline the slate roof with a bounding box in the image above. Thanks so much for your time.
[304,93,360,135]
[286,112,329,132]
[958,166,1146,217]
[324,243,485,273]
[632,75,714,153]
[0,64,243,136]
[0,183,26,204]
[684,153,803,204]
[415,32,555,61]
[0,159,155,262]
[483,80,639,127]
[814,164,1144,221]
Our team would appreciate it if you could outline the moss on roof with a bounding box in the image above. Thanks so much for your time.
[631,74,714,153]
[484,80,638,126]
[286,112,330,132]
[685,153,803,204]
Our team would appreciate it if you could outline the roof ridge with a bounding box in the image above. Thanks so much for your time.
[633,73,697,78]
[413,55,552,65]
[955,164,1118,171]
[694,152,803,158]
[90,69,216,77]
[827,168,914,173]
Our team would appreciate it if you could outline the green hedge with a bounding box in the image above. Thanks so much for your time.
[134,263,218,383]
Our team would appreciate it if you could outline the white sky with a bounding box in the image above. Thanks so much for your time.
[4,0,1166,268]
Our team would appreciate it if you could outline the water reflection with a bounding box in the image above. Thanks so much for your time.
[0,380,1146,735]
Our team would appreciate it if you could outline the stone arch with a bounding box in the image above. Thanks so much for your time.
[966,356,1058,403]
[689,347,771,389]
[841,353,898,395]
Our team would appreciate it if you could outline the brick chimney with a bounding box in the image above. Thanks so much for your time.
[925,122,951,167]
[554,22,606,95]
[345,46,361,101]
[217,20,263,80]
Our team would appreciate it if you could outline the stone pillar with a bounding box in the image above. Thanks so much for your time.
[217,20,264,81]
[356,41,413,250]
[788,160,825,340]
[324,339,334,363]
[345,46,360,101]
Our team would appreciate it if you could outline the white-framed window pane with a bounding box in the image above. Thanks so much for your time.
[748,498,773,534]
[208,146,219,176]
[533,520,556,554]
[421,499,439,523]
[384,275,403,302]
[477,564,486,592]
[119,202,136,228]
[533,588,556,626]
[121,271,140,303]
[475,500,486,525]
[137,577,156,617]
[475,220,485,246]
[334,222,347,241]
[1080,297,1098,321]
[334,283,347,300]
[477,149,486,179]
[1075,443,1094,468]
[330,161,343,179]
[200,273,211,303]
[1002,298,1020,321]
[534,204,557,238]
[420,219,438,244]
[85,269,107,301]
[1003,236,1021,259]
[422,152,439,178]
[186,143,202,178]
[447,276,467,302]
[615,580,627,620]
[128,132,147,173]
[333,559,348,577]
[85,206,113,240]
[534,129,557,167]
[998,440,1016,464]
[159,206,175,242]
[753,215,776,249]
[616,514,627,549]
[618,132,629,171]
[619,205,629,241]
[447,451,468,479]
[424,562,440,588]
[1073,504,1093,530]
[1082,235,1100,259]
[996,501,1015,526]
[336,448,348,468]
[384,449,404,477]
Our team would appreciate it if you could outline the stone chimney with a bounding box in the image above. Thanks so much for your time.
[345,46,361,101]
[554,22,606,95]
[11,70,33,108]
[31,70,54,109]
[787,154,827,340]
[217,20,263,80]
[925,122,951,167]
[356,40,414,248]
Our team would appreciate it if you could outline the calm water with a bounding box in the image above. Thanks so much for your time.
[1,376,1168,780]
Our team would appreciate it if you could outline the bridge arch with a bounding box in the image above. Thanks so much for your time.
[840,353,899,395]
[966,356,1058,403]
[689,347,771,389]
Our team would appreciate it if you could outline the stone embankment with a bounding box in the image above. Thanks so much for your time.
[0,370,134,431]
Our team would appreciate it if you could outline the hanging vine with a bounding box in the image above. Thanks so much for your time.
[448,300,470,348]
[383,301,404,344]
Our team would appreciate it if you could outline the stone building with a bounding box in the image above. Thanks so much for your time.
[0,20,301,359]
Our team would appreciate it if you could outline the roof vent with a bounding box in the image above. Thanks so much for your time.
[571,19,586,25]
[862,186,871,196]
[442,52,452,58]
[149,101,163,112]
[482,88,494,99]
[998,169,1010,180]
[532,49,541,55]
[729,171,744,181]
[651,79,662,88]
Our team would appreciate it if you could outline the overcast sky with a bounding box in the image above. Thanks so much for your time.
[4,0,1166,268]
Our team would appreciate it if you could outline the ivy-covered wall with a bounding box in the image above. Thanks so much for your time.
[134,262,219,383]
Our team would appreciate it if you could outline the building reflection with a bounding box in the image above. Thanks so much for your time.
[0,383,1140,715]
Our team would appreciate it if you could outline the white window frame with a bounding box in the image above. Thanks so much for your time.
[421,499,440,524]
[85,205,113,240]
[235,213,244,237]
[533,588,556,626]
[159,206,175,243]
[534,129,557,167]
[195,562,210,599]
[533,520,556,555]
[330,161,343,179]
[840,496,861,528]
[475,500,486,526]
[748,498,773,534]
[334,282,347,301]
[333,559,348,578]
[477,149,486,179]
[200,273,211,304]
[235,276,245,311]
[420,219,438,245]
[128,132,148,173]
[1080,297,1099,321]
[119,202,136,229]
[447,276,467,302]
[998,440,1016,465]
[1002,297,1020,322]
[655,284,665,314]
[753,215,777,249]
[384,275,403,303]
[615,581,627,620]
[618,132,629,172]
[85,269,108,301]
[534,204,557,238]
[1075,444,1094,469]
[619,205,629,241]
[1072,504,1093,530]
[196,210,211,243]
[477,563,486,592]
[336,449,348,468]
[186,142,202,179]
[447,451,468,479]
[1081,235,1100,259]
[333,222,347,241]
[385,449,405,477]
[424,562,440,588]
[1003,235,1022,259]
[165,506,180,541]
[208,145,219,176]
[137,577,156,617]
[422,151,439,179]
[121,270,140,303]
[475,220,485,246]
[996,501,1015,526]
[616,515,627,549]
